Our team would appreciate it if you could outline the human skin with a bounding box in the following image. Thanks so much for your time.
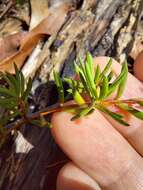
[134,50,143,81]
[51,57,143,190]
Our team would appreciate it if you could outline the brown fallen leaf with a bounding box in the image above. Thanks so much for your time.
[30,0,49,30]
[0,2,72,73]
[0,32,27,61]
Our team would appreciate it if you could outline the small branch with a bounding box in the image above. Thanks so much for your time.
[0,1,14,20]
[5,102,89,132]
[5,97,143,135]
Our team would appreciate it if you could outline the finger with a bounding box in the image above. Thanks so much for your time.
[57,162,101,190]
[51,109,143,189]
[93,57,143,155]
[133,50,143,81]
[93,57,143,99]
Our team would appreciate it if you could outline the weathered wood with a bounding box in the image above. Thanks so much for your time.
[0,0,143,190]
[93,0,143,61]
[39,0,124,81]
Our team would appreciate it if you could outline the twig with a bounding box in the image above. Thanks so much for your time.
[5,102,89,132]
[5,97,143,135]
[0,1,14,20]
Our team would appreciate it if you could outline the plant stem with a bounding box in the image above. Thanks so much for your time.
[5,97,143,135]
[5,102,90,133]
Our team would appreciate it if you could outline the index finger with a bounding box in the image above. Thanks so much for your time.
[93,57,143,156]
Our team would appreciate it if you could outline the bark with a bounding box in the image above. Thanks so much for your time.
[0,0,143,190]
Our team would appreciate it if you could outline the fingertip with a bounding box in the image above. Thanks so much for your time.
[57,162,101,190]
[93,56,120,72]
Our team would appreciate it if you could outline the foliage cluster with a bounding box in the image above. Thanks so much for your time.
[1,53,143,148]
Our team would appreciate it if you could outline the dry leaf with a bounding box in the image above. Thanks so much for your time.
[0,3,72,73]
[30,0,49,30]
[0,32,27,61]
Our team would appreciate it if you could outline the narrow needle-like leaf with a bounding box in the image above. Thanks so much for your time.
[73,90,85,105]
[107,71,114,82]
[85,58,97,99]
[0,87,17,97]
[117,103,143,120]
[22,78,32,102]
[100,58,112,79]
[86,52,94,76]
[99,75,109,100]
[71,107,93,121]
[107,62,127,97]
[94,65,101,83]
[54,71,64,104]
[97,105,129,126]
[116,61,128,99]
[14,63,21,96]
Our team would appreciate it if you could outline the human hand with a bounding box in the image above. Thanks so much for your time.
[51,57,143,190]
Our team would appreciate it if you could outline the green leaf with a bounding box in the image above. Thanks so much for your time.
[3,64,26,99]
[54,71,64,104]
[40,115,48,127]
[76,58,94,99]
[0,110,21,125]
[0,98,17,109]
[97,105,129,126]
[85,61,97,99]
[22,78,32,102]
[107,62,127,97]
[107,71,114,82]
[47,122,53,128]
[73,90,85,105]
[8,110,21,119]
[66,89,72,94]
[77,71,90,95]
[31,117,52,128]
[86,52,94,76]
[100,58,112,79]
[64,78,83,90]
[64,78,84,104]
[74,62,81,75]
[31,119,52,128]
[0,87,17,97]
[3,74,17,96]
[99,75,109,100]
[136,100,143,106]
[14,63,21,96]
[74,60,86,81]
[116,61,128,99]
[94,65,101,83]
[78,55,97,99]
[20,71,25,96]
[16,0,25,5]
[117,103,143,120]
[71,107,93,121]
